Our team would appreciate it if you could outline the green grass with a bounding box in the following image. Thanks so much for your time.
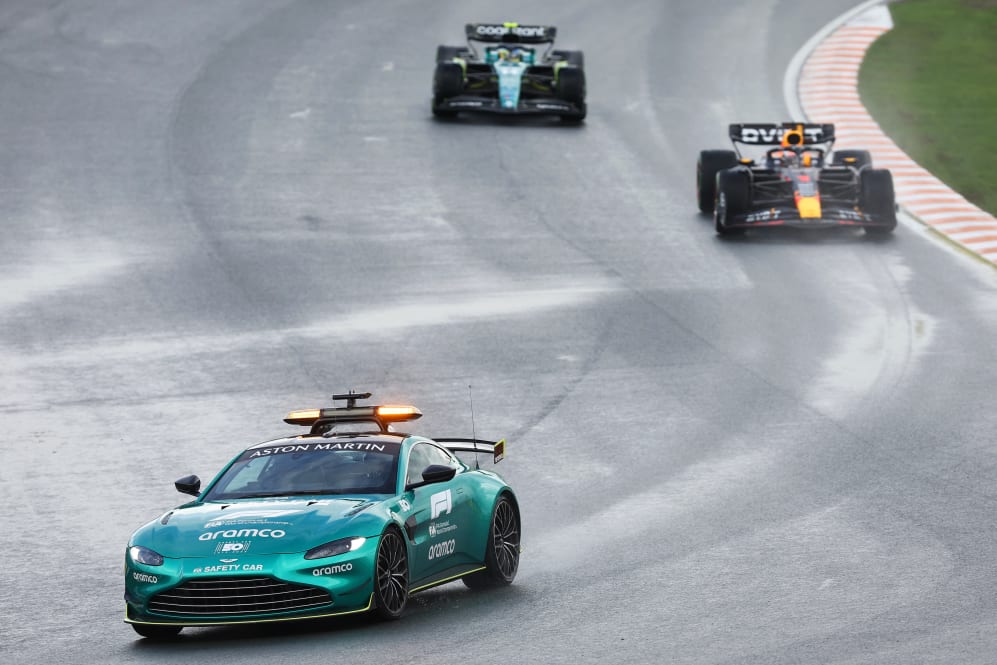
[858,0,997,215]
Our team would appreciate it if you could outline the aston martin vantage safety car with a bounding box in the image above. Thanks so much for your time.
[432,23,586,121]
[124,392,519,639]
[697,123,897,236]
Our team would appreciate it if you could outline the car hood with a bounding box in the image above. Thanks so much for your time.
[135,498,386,558]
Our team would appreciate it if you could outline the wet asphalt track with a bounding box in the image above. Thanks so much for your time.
[3,1,997,663]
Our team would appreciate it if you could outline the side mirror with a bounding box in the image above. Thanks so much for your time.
[175,474,201,497]
[405,465,457,490]
[421,464,457,484]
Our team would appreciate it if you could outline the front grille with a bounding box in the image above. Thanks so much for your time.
[149,577,332,616]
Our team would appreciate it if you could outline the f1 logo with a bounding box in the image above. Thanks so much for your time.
[430,489,452,519]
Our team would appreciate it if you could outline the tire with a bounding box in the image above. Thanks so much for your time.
[372,527,409,620]
[556,67,585,105]
[435,45,466,62]
[432,62,464,118]
[697,150,738,213]
[832,149,872,170]
[131,623,182,640]
[463,495,520,589]
[433,62,463,99]
[714,169,750,236]
[859,168,897,236]
[552,49,584,67]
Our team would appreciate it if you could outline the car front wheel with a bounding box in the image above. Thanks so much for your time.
[373,528,409,620]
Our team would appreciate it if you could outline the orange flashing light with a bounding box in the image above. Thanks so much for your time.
[284,409,322,425]
[375,405,423,421]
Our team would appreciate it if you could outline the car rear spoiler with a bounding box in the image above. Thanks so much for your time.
[729,122,835,146]
[465,23,556,43]
[434,437,506,464]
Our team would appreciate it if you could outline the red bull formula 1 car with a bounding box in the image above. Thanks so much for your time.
[432,23,586,121]
[697,123,897,237]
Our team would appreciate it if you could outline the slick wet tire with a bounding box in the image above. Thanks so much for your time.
[131,623,182,640]
[435,45,465,62]
[463,495,520,589]
[556,67,585,105]
[433,62,464,100]
[714,169,750,236]
[697,150,738,213]
[552,49,585,67]
[860,168,897,236]
[832,149,872,170]
[372,527,409,620]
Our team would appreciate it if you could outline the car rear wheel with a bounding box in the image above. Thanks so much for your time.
[552,49,584,67]
[715,169,750,236]
[463,495,520,589]
[372,528,409,620]
[832,149,872,170]
[860,168,897,237]
[435,45,467,62]
[697,150,738,213]
[131,623,182,640]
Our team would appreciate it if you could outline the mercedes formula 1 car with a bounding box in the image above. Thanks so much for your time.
[124,392,518,639]
[432,23,586,121]
[697,123,897,236]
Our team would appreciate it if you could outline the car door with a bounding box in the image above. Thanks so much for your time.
[404,442,472,583]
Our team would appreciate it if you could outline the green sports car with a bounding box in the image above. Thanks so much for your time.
[124,392,519,639]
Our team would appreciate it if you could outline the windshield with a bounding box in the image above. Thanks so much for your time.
[204,440,400,500]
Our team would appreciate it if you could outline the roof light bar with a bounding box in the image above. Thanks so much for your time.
[375,405,423,421]
[283,392,422,431]
[284,409,322,425]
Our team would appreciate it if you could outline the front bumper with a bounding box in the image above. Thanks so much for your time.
[124,539,378,627]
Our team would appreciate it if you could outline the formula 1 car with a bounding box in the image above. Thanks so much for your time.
[697,123,897,236]
[124,392,518,639]
[432,23,586,121]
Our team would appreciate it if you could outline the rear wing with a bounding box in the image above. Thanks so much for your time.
[466,23,556,43]
[729,123,835,147]
[434,437,506,464]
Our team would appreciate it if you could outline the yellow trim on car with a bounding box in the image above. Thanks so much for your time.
[410,567,487,593]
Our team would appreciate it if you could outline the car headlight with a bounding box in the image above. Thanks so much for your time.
[304,537,367,560]
[129,545,164,567]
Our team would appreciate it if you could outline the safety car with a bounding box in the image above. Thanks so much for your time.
[124,392,518,639]
[432,23,586,121]
[697,122,897,236]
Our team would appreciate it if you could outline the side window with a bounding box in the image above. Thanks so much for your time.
[406,444,432,487]
[424,444,456,469]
